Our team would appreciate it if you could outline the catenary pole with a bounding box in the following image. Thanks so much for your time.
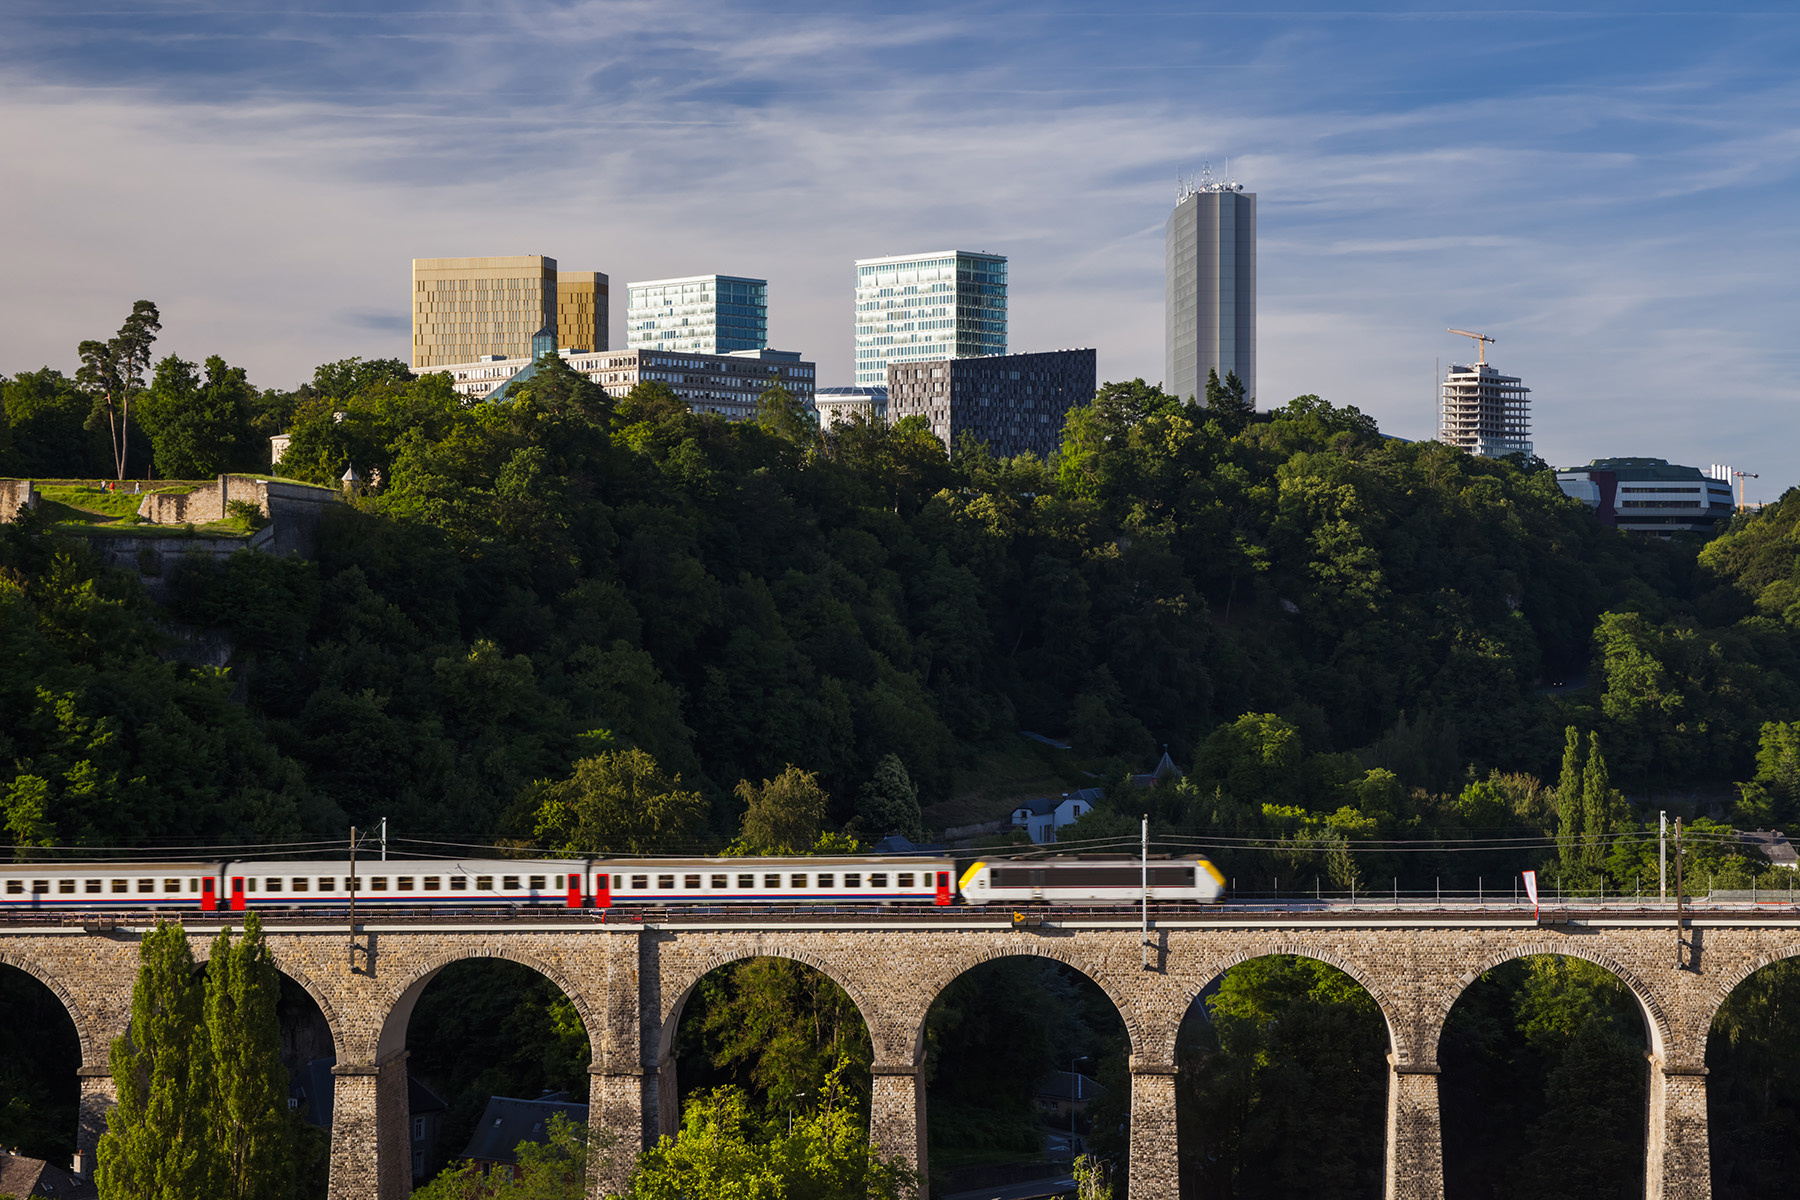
[1140,816,1149,971]
[1660,811,1668,901]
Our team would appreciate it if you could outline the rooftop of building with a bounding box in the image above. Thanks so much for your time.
[816,386,889,399]
[461,1094,590,1164]
[626,274,766,288]
[0,1152,96,1199]
[1561,458,1712,481]
[855,250,1006,266]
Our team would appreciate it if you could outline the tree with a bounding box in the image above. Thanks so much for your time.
[206,914,294,1200]
[625,1085,915,1200]
[854,755,922,842]
[2,368,111,477]
[139,354,255,478]
[1204,368,1252,433]
[531,749,708,853]
[311,357,414,400]
[1556,726,1584,875]
[76,300,161,480]
[1579,732,1625,872]
[753,383,815,445]
[735,765,831,854]
[412,1113,599,1200]
[97,921,217,1200]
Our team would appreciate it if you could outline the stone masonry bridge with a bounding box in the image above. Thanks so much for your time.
[2,906,1793,1199]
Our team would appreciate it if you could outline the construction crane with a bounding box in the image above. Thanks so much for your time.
[1448,329,1495,366]
[1734,469,1759,513]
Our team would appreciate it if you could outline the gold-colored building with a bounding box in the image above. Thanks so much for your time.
[412,256,558,369]
[556,272,609,353]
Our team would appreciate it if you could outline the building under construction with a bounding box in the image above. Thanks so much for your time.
[1438,329,1531,459]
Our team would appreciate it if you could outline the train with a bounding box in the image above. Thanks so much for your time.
[0,854,1228,912]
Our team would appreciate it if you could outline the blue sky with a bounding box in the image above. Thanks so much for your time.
[3,1,1797,496]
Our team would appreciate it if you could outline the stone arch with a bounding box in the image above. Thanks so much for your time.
[0,950,105,1069]
[1696,947,1800,1051]
[376,947,602,1062]
[907,943,1147,1068]
[1178,942,1408,1066]
[1436,941,1669,1060]
[654,945,886,1065]
[189,940,349,1065]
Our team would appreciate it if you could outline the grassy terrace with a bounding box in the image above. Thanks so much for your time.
[20,481,262,538]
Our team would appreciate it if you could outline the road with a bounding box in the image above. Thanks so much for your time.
[939,1176,1076,1200]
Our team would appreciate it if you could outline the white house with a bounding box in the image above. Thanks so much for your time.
[1011,789,1104,844]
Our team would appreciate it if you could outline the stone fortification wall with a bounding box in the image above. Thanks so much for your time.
[0,478,37,522]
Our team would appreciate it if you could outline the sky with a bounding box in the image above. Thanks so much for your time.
[2,1,1797,498]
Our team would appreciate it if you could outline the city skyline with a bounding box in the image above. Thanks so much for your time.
[2,2,1796,497]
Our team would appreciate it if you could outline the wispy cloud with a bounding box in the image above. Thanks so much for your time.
[2,0,1797,495]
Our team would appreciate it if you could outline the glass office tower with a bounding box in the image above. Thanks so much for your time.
[626,275,767,354]
[853,251,1007,387]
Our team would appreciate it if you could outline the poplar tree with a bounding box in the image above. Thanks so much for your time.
[1555,726,1584,874]
[97,922,217,1200]
[1580,732,1623,872]
[207,913,295,1200]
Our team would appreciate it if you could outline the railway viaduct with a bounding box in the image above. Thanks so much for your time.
[1,907,1791,1200]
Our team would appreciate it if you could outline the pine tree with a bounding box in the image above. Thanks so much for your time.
[97,922,218,1200]
[1555,726,1584,874]
[207,913,295,1200]
[855,755,922,842]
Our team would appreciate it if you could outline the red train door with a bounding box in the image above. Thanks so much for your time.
[201,877,217,913]
[594,873,612,910]
[565,872,583,909]
[230,877,246,912]
[935,871,952,906]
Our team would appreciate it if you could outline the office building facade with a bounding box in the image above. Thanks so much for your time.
[412,256,558,369]
[854,251,1007,388]
[1440,361,1532,458]
[887,348,1095,458]
[1165,181,1256,405]
[1555,459,1733,537]
[626,275,767,355]
[430,347,813,422]
[814,386,888,430]
[556,271,609,352]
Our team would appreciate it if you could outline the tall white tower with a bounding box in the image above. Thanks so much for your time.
[1165,171,1256,405]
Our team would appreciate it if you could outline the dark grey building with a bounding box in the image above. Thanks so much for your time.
[887,348,1096,458]
[1165,177,1256,405]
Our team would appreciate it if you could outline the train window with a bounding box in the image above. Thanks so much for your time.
[707,874,723,889]
[630,876,647,890]
[736,874,754,889]
[790,874,808,888]
[397,877,414,891]
[59,880,75,894]
[764,874,781,889]
[347,878,360,891]
[112,880,128,894]
[449,877,467,891]
[898,873,914,888]
[86,880,102,894]
[189,879,200,892]
[371,878,388,892]
[423,877,440,891]
[503,876,521,891]
[247,878,259,893]
[684,875,701,889]
[656,875,674,890]
[613,876,624,889]
[319,878,336,892]
[293,879,309,892]
[844,874,862,888]
[816,873,834,888]
[870,874,888,888]
[138,879,156,893]
[5,881,19,894]
[474,877,492,891]
[265,879,283,893]
[528,876,545,891]
[32,881,49,894]
[553,876,564,890]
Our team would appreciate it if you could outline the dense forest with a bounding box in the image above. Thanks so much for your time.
[10,324,1800,1197]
